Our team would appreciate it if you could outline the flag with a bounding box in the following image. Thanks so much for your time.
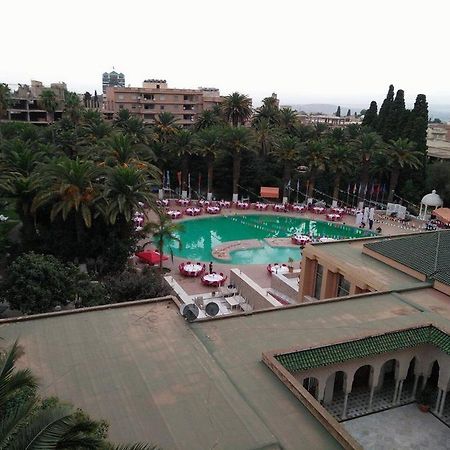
[353,184,357,194]
[177,171,182,186]
[296,179,300,192]
[188,173,191,190]
[346,184,350,194]
[286,179,291,190]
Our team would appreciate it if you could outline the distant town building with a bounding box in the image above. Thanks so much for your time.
[102,70,125,93]
[427,123,450,160]
[103,80,222,127]
[4,80,66,124]
[296,112,361,127]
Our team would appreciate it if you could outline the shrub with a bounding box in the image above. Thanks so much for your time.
[0,252,105,314]
[103,267,170,303]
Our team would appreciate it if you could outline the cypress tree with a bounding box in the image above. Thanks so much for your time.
[384,89,406,141]
[335,106,341,117]
[377,84,394,137]
[361,101,378,129]
[346,109,351,117]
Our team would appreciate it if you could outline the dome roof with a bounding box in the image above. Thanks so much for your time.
[421,190,443,207]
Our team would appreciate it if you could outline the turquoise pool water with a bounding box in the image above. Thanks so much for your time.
[164,214,372,265]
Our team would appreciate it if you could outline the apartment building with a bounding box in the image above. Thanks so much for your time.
[5,80,66,124]
[103,79,222,127]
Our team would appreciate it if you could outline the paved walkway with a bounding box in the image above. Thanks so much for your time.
[342,404,450,450]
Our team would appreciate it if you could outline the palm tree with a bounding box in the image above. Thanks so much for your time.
[145,211,183,271]
[169,129,196,193]
[271,135,300,198]
[222,126,255,199]
[114,110,151,145]
[0,83,11,119]
[352,130,384,204]
[39,89,58,123]
[386,138,422,202]
[221,92,252,127]
[0,139,44,243]
[195,126,223,197]
[253,96,280,127]
[114,109,132,128]
[194,109,222,131]
[103,166,157,224]
[279,107,298,133]
[327,144,355,202]
[32,158,103,243]
[64,91,82,124]
[301,139,329,198]
[252,117,278,156]
[154,111,179,144]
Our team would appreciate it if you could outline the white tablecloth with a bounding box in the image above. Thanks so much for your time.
[183,263,203,274]
[168,210,181,218]
[270,265,289,274]
[203,274,224,283]
[313,207,325,214]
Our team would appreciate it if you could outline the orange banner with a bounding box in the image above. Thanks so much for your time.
[260,187,280,198]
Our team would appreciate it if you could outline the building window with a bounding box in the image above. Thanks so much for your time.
[174,95,178,101]
[337,274,350,297]
[144,94,154,100]
[119,105,124,109]
[313,264,323,299]
[160,105,164,110]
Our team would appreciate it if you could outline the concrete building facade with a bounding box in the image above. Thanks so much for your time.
[103,80,222,127]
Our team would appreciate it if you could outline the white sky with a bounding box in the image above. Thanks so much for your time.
[2,0,449,108]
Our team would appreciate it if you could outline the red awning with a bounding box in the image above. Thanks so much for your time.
[135,250,169,265]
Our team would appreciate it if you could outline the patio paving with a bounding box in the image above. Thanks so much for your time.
[342,403,450,450]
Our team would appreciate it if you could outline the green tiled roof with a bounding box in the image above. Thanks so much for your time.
[364,230,450,286]
[275,326,450,372]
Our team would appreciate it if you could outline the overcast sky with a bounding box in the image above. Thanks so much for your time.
[3,0,449,109]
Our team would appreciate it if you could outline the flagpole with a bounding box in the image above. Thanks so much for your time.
[198,173,201,199]
[296,179,299,204]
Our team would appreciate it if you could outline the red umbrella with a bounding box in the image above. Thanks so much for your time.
[135,250,169,265]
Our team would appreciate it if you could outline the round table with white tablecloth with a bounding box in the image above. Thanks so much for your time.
[167,210,182,219]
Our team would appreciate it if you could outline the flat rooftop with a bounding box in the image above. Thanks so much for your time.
[2,282,450,449]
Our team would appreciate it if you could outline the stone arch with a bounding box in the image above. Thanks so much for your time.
[378,358,399,389]
[323,370,347,404]
[351,364,373,391]
[303,376,319,399]
[427,360,440,388]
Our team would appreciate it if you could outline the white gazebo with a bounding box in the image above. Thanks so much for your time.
[418,190,443,220]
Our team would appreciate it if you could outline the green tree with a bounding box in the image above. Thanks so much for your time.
[270,135,300,197]
[352,130,384,204]
[39,89,58,123]
[0,252,91,314]
[103,166,157,224]
[376,84,394,138]
[327,143,355,202]
[386,138,422,202]
[279,107,298,133]
[253,94,280,127]
[346,109,351,117]
[221,92,252,127]
[154,111,179,144]
[194,109,222,131]
[252,117,278,156]
[222,126,254,198]
[64,91,83,124]
[0,83,11,119]
[383,89,407,141]
[361,101,377,129]
[301,139,329,198]
[169,129,196,192]
[32,158,102,243]
[145,211,183,271]
[195,126,222,196]
[335,106,341,117]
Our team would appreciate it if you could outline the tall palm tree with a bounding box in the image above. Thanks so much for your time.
[301,139,329,198]
[32,158,102,243]
[169,129,196,193]
[252,117,278,156]
[279,107,298,133]
[253,96,280,127]
[0,83,11,119]
[386,138,422,202]
[270,135,300,197]
[39,89,58,123]
[145,211,183,271]
[114,108,132,128]
[327,144,355,202]
[195,126,223,196]
[64,91,82,124]
[103,166,157,224]
[222,126,255,199]
[221,92,252,127]
[154,111,179,143]
[352,130,384,204]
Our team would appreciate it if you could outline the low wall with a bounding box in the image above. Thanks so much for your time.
[270,271,299,302]
[230,269,280,310]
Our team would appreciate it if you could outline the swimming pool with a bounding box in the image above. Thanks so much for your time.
[164,214,372,265]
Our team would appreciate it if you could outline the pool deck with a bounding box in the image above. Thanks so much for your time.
[143,208,426,297]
